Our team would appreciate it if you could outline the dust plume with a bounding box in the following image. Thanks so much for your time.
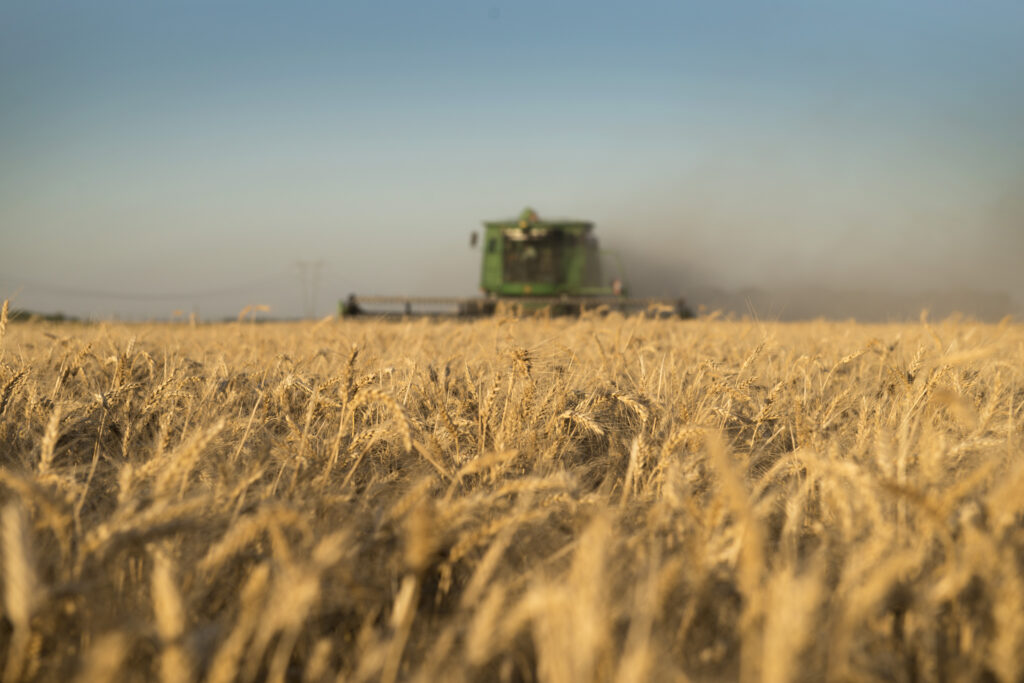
[601,166,1023,321]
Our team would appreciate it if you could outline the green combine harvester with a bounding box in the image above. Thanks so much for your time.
[341,208,691,317]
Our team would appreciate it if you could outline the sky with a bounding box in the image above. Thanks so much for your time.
[1,0,1022,319]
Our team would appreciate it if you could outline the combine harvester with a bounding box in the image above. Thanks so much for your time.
[341,208,692,318]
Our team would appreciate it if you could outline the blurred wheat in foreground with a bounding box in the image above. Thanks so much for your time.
[0,313,1022,682]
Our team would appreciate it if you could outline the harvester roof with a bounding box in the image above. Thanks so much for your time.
[484,207,593,233]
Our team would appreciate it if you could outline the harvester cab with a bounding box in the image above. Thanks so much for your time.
[476,207,623,298]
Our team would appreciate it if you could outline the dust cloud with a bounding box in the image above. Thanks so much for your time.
[601,174,1023,322]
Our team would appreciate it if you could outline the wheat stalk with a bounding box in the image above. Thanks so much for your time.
[151,549,193,683]
[2,502,40,683]
[0,299,8,341]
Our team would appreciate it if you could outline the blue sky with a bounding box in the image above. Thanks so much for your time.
[1,1,1022,318]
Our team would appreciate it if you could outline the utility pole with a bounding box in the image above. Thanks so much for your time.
[295,261,309,318]
[295,260,325,318]
[311,260,324,317]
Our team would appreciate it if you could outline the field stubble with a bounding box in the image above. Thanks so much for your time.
[0,307,1022,682]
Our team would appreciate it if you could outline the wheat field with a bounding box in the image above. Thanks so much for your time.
[0,305,1022,682]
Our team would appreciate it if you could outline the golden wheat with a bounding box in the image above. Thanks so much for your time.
[0,314,1021,681]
